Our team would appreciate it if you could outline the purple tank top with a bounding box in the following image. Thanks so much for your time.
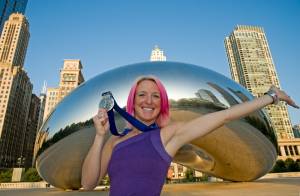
[107,129,172,196]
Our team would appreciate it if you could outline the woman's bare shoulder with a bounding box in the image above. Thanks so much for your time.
[160,121,185,145]
[161,121,185,133]
[110,134,134,149]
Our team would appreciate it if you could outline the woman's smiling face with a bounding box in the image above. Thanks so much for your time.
[134,79,161,125]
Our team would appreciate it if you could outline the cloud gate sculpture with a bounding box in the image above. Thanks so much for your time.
[34,62,277,190]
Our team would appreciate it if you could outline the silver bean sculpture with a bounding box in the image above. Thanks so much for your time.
[34,62,277,189]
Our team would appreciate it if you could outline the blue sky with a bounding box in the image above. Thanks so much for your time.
[24,0,300,125]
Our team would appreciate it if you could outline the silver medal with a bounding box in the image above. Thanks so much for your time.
[99,91,114,111]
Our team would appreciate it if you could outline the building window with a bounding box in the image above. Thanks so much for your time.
[294,146,299,155]
[278,147,282,156]
[284,146,289,155]
[288,146,294,156]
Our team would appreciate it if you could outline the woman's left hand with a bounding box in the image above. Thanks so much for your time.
[271,86,299,109]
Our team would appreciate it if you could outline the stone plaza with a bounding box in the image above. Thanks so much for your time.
[0,176,299,196]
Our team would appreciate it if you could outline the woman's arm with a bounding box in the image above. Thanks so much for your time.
[81,109,110,190]
[166,86,299,153]
[81,134,105,190]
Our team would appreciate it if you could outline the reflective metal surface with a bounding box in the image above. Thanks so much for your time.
[34,62,277,189]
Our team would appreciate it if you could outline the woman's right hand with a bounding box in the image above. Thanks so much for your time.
[270,86,299,109]
[93,108,110,136]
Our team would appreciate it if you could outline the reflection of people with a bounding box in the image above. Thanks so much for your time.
[81,76,298,195]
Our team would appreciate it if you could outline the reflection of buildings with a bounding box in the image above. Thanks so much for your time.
[227,88,250,102]
[150,45,166,61]
[0,0,28,38]
[168,162,187,180]
[0,13,34,167]
[225,25,293,139]
[207,82,238,106]
[207,82,276,145]
[34,119,93,158]
[33,127,49,163]
[228,87,271,127]
[195,88,227,108]
[277,139,300,161]
[168,163,203,182]
[43,59,84,121]
[195,89,220,103]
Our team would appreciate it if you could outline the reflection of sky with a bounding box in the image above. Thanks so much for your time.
[42,62,254,138]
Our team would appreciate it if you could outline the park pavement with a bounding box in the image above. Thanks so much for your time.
[0,177,299,196]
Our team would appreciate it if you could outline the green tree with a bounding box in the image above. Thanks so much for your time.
[22,168,42,182]
[185,168,195,182]
[296,159,300,171]
[199,173,208,182]
[285,158,297,172]
[0,169,12,182]
[271,159,286,173]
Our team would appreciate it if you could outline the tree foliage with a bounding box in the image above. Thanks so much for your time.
[271,158,300,173]
[22,168,42,182]
[0,169,12,182]
[185,168,195,182]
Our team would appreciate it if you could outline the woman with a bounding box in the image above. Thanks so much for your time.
[81,76,298,195]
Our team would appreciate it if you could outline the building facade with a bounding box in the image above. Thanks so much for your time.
[0,0,27,38]
[225,25,293,139]
[0,63,32,167]
[43,59,84,121]
[168,162,187,180]
[150,45,166,62]
[0,13,33,168]
[277,139,300,161]
[23,94,40,168]
[0,13,29,67]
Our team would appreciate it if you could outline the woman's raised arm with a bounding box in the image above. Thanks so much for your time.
[81,109,111,190]
[166,86,299,153]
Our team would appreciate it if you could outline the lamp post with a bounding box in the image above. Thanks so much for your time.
[17,156,25,168]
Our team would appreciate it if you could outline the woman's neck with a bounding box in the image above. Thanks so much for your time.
[130,128,142,135]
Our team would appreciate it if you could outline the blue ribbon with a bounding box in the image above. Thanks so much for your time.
[107,93,159,136]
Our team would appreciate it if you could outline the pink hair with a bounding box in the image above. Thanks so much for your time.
[126,75,170,128]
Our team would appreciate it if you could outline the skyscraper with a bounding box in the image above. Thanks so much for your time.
[37,81,47,130]
[43,59,84,122]
[150,45,166,61]
[0,13,33,167]
[23,94,40,168]
[0,0,27,38]
[0,65,32,167]
[225,25,293,139]
[0,13,29,67]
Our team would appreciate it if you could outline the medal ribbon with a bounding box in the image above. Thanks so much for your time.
[101,92,159,136]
